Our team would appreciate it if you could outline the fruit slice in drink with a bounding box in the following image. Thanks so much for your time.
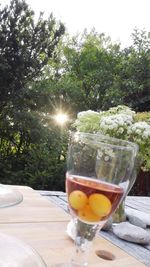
[66,174,124,224]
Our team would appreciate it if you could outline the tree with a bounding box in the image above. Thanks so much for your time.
[57,29,150,113]
[124,29,150,111]
[0,0,65,109]
[0,0,66,190]
[45,30,122,113]
[35,28,150,123]
[107,29,150,111]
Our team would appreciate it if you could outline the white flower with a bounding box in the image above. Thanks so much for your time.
[143,131,150,139]
[97,150,103,158]
[108,124,116,130]
[100,121,106,128]
[104,156,110,161]
[99,114,133,133]
[136,129,142,135]
[118,127,124,134]
[127,129,132,134]
[77,110,99,119]
[74,105,150,171]
[128,121,150,139]
[106,148,115,157]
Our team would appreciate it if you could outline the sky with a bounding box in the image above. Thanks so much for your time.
[1,0,150,47]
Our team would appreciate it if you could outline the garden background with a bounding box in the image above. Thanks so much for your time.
[0,0,150,193]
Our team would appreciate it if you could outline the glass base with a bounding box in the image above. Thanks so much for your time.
[0,184,23,208]
[0,233,46,266]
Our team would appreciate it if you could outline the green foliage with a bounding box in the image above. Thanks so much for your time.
[61,31,121,111]
[0,0,65,109]
[48,29,150,113]
[0,0,66,190]
[0,1,150,191]
[111,29,150,111]
[135,111,150,123]
[0,126,68,190]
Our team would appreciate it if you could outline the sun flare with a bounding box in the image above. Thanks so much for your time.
[54,113,68,125]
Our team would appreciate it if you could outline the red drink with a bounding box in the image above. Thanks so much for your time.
[66,173,124,224]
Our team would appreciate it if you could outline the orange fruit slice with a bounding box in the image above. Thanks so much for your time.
[78,203,101,222]
[69,190,88,210]
[89,193,111,217]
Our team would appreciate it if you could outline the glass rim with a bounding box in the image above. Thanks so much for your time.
[71,131,139,154]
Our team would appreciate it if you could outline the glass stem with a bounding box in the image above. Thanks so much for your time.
[71,219,100,267]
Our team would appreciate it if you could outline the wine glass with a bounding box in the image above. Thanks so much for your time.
[54,132,138,267]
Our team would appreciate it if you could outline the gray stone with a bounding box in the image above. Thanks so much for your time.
[127,214,147,229]
[112,222,150,244]
[125,207,150,226]
[145,244,150,250]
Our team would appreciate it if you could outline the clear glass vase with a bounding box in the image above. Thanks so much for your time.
[112,199,126,223]
[112,157,141,223]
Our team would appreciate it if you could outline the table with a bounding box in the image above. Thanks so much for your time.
[0,186,148,267]
[0,186,70,223]
[40,190,150,267]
